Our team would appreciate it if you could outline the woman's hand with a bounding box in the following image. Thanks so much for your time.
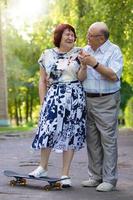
[78,50,97,67]
[78,50,89,65]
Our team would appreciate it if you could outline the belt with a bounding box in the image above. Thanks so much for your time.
[86,91,118,98]
[51,80,79,85]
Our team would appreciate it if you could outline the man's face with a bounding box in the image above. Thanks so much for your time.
[87,27,104,50]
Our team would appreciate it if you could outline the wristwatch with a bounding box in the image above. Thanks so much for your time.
[93,62,99,69]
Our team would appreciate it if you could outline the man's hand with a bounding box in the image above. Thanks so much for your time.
[78,50,97,67]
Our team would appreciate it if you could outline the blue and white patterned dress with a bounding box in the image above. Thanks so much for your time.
[32,47,86,152]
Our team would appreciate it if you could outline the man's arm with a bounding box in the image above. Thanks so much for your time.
[78,51,119,82]
[93,62,118,81]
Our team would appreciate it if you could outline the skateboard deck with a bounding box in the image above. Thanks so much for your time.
[4,170,69,191]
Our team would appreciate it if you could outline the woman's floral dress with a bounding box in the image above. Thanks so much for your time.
[32,47,86,152]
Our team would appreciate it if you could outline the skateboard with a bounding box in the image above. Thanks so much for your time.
[4,170,69,191]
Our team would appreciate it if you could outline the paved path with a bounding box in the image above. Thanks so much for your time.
[0,128,133,200]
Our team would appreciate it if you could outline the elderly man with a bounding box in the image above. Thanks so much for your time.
[79,22,123,192]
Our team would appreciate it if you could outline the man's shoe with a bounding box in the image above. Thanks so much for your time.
[96,182,114,192]
[61,175,72,188]
[82,179,100,187]
[29,166,48,178]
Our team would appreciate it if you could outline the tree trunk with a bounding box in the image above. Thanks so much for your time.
[14,97,19,126]
[0,3,9,126]
[25,90,29,123]
[29,92,33,121]
[18,99,23,124]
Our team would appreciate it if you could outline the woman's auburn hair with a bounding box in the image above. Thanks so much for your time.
[53,24,77,47]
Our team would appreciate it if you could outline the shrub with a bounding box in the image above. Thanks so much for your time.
[124,97,133,127]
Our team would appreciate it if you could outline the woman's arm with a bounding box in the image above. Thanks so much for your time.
[39,67,47,105]
[77,64,87,81]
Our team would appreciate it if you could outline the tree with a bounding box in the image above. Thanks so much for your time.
[4,0,133,127]
[0,1,9,126]
[5,24,39,125]
[124,97,133,127]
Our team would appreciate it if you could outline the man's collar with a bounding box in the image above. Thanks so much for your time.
[98,40,111,53]
[85,40,111,53]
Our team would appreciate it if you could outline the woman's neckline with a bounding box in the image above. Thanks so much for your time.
[53,47,74,54]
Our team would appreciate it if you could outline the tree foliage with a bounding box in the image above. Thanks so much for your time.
[124,97,133,127]
[2,0,133,126]
[5,24,39,125]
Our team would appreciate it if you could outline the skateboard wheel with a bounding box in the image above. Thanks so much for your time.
[54,182,62,190]
[44,185,51,191]
[10,180,16,186]
[19,178,27,185]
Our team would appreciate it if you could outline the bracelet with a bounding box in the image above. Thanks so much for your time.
[93,62,99,69]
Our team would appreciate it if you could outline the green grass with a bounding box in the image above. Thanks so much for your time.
[0,126,35,134]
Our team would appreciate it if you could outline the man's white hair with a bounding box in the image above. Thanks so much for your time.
[89,22,109,32]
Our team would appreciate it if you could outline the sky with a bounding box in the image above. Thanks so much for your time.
[1,0,54,40]
[6,0,49,30]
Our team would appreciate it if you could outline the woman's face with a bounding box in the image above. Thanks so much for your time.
[60,28,75,49]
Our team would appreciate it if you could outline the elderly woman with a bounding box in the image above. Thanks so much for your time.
[29,24,87,187]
